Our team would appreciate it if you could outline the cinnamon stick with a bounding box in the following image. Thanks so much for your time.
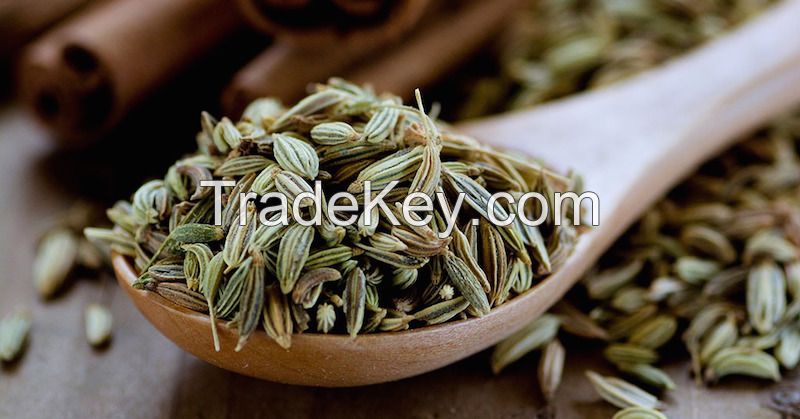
[236,0,431,47]
[222,0,444,115]
[222,39,391,116]
[18,0,242,145]
[347,0,524,98]
[223,0,523,116]
[0,0,93,57]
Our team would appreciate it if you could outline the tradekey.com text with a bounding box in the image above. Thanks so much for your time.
[200,180,599,239]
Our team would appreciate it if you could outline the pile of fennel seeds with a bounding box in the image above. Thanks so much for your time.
[85,79,580,352]
[445,0,776,119]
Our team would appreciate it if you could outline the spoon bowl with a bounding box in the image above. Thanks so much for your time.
[114,0,800,387]
[114,239,590,386]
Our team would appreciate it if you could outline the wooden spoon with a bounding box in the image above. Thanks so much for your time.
[113,0,800,387]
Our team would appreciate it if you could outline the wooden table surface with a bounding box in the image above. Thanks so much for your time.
[0,104,789,419]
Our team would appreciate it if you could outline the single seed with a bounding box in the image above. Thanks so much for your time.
[85,303,113,347]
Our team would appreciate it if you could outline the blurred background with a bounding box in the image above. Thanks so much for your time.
[0,0,794,418]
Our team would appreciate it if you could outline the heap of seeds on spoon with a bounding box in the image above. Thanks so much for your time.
[85,78,580,351]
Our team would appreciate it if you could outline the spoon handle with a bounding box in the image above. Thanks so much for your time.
[619,0,800,144]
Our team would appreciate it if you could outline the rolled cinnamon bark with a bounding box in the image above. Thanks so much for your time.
[222,39,391,116]
[222,0,440,115]
[18,0,242,145]
[236,0,430,47]
[0,0,93,57]
[347,0,525,98]
[223,0,523,116]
